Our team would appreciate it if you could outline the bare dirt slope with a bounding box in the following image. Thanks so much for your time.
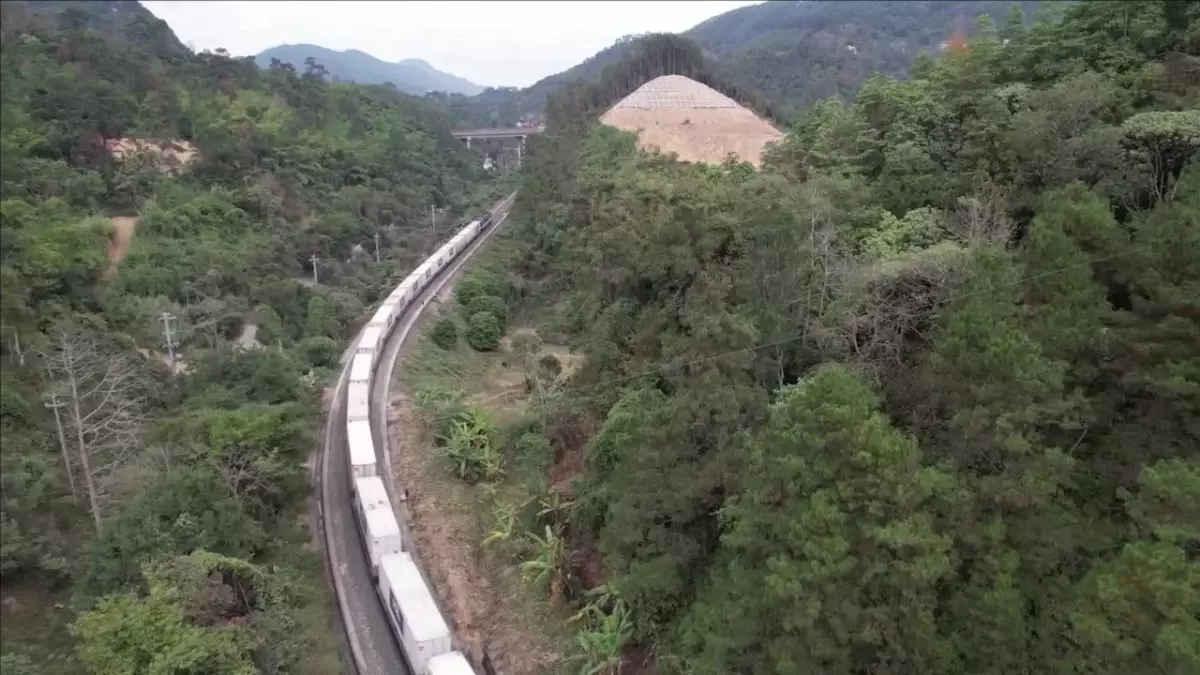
[600,74,784,168]
[105,138,198,174]
[104,216,139,281]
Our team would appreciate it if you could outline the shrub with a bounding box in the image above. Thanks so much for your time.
[455,275,490,309]
[466,294,509,325]
[431,317,458,350]
[466,311,502,351]
[297,335,339,368]
[538,353,562,380]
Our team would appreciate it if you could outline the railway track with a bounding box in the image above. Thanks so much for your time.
[313,193,516,675]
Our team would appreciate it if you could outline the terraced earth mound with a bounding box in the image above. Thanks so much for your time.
[600,74,783,167]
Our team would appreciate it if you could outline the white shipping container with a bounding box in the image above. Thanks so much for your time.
[370,301,398,329]
[378,554,453,673]
[390,279,414,307]
[358,325,384,360]
[346,381,371,423]
[349,353,373,383]
[353,477,404,576]
[406,269,427,296]
[346,419,377,478]
[425,651,474,675]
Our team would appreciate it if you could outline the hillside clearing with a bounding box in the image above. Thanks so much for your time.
[103,215,138,281]
[600,74,783,167]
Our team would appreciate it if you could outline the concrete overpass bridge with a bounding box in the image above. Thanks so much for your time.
[451,126,544,170]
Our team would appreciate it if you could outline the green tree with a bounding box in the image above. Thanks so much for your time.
[466,293,509,326]
[303,295,338,339]
[72,589,256,675]
[677,365,959,674]
[431,316,458,350]
[466,310,501,351]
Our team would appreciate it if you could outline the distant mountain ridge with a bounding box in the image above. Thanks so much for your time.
[441,1,1054,127]
[255,44,484,95]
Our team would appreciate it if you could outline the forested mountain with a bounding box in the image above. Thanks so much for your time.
[256,44,485,96]
[442,0,1056,127]
[433,1,1199,673]
[0,2,496,672]
[16,0,188,58]
[688,0,1051,113]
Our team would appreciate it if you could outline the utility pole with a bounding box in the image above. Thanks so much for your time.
[43,393,77,498]
[159,311,177,363]
[430,204,436,238]
[374,232,381,263]
[310,254,319,285]
[9,332,24,365]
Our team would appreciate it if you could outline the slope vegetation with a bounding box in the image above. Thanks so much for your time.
[0,3,496,672]
[415,4,1199,673]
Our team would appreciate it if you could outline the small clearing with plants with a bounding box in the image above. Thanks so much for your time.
[389,249,599,675]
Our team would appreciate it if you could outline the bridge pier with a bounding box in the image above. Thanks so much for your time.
[451,127,542,173]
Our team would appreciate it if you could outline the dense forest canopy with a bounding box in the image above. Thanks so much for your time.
[0,2,499,672]
[475,0,1199,672]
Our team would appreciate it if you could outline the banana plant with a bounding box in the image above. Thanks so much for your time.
[436,409,503,483]
[567,597,632,675]
[519,524,566,593]
[537,490,575,527]
[482,499,519,547]
[570,584,621,623]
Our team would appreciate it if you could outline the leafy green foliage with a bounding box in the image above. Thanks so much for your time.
[72,549,325,675]
[431,316,458,350]
[501,1,1200,671]
[72,591,257,675]
[679,365,959,673]
[0,3,490,669]
[466,311,502,351]
[436,405,502,484]
[465,293,509,326]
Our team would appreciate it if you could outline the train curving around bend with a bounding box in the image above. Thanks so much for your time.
[345,193,512,675]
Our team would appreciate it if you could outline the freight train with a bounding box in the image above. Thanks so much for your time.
[345,193,513,674]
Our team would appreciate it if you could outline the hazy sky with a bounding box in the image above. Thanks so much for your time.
[141,1,762,88]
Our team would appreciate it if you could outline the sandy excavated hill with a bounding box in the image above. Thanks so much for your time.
[600,75,783,168]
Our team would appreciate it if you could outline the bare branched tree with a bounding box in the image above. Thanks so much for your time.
[955,183,1015,249]
[40,325,147,533]
[822,247,966,382]
[212,444,281,513]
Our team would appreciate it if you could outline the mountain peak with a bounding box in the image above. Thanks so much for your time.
[255,44,483,95]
